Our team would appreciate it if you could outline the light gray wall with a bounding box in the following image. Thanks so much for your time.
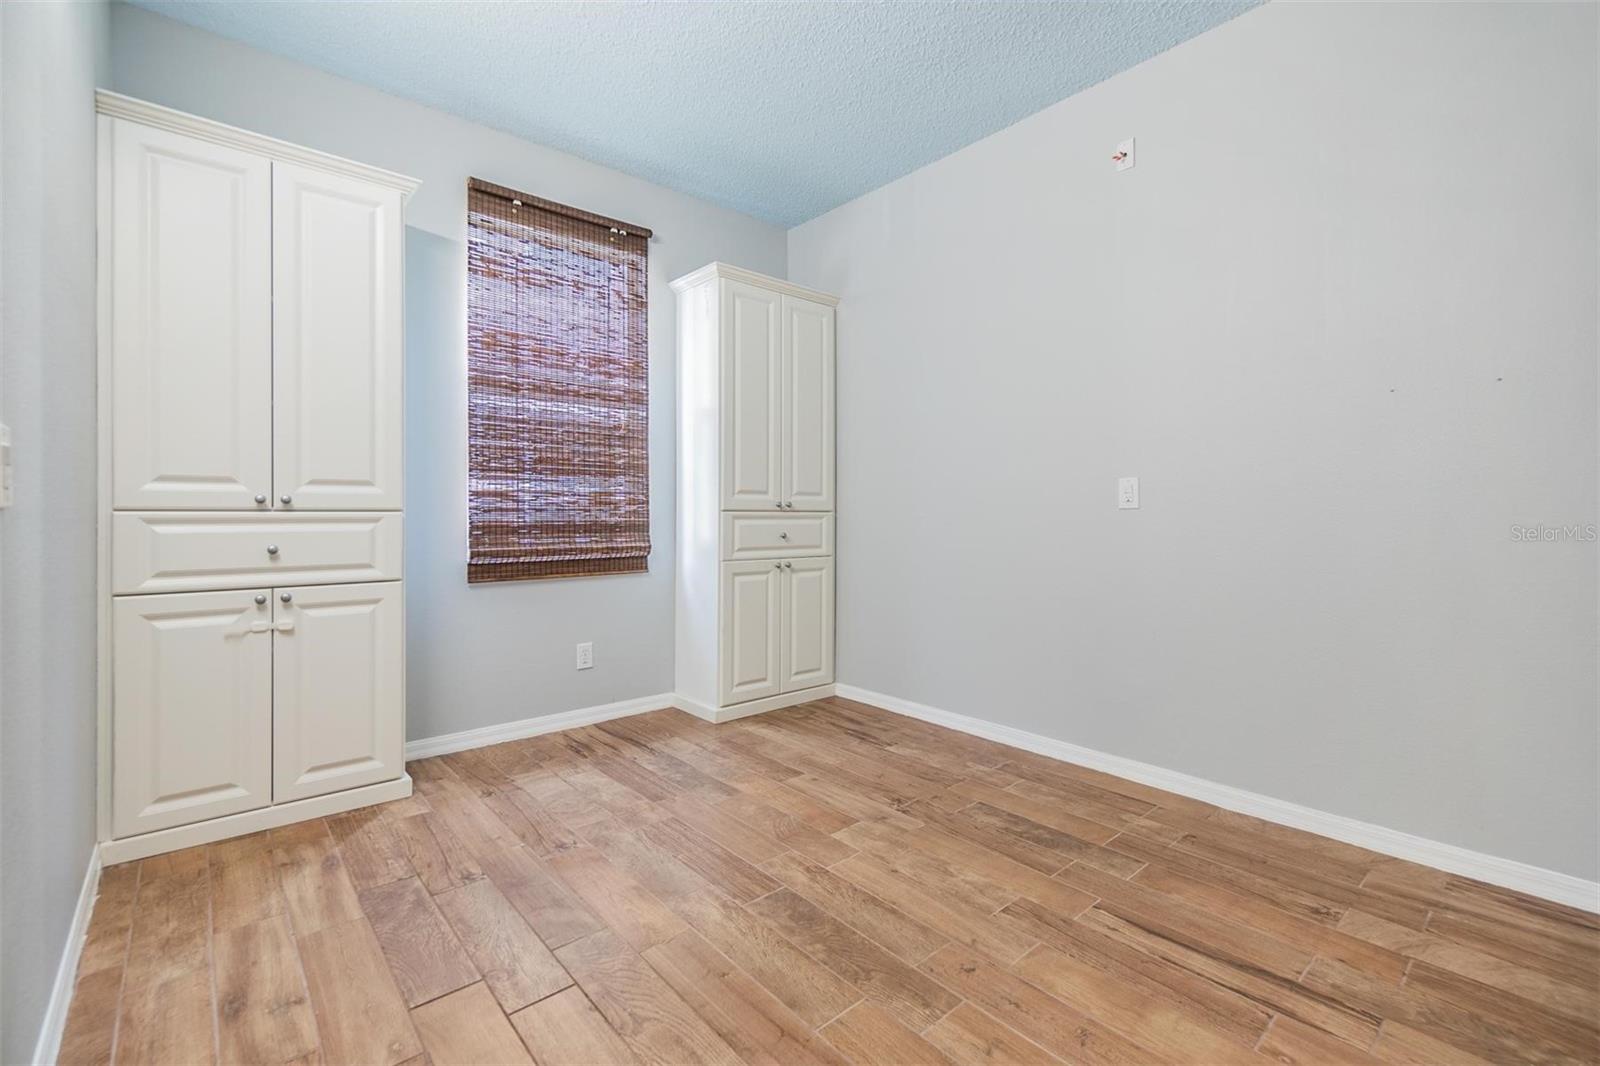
[0,1,110,1060]
[110,4,789,742]
[789,1,1599,879]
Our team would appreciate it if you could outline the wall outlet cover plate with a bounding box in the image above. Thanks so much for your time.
[1114,137,1136,172]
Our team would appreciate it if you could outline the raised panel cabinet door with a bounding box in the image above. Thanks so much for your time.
[273,581,404,802]
[719,560,783,705]
[720,280,784,511]
[111,119,273,510]
[273,162,404,510]
[781,296,835,512]
[780,556,835,692]
[112,589,273,837]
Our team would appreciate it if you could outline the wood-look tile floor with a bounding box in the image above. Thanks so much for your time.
[61,698,1600,1065]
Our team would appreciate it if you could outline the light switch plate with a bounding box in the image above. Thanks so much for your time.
[0,423,12,509]
[575,642,594,670]
[1118,476,1139,509]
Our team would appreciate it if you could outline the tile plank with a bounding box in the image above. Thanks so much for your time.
[410,982,532,1065]
[114,965,216,1066]
[643,929,848,1066]
[746,887,960,1030]
[509,985,638,1066]
[1258,1015,1383,1065]
[78,862,141,977]
[553,929,743,1066]
[210,833,286,933]
[390,812,483,895]
[921,945,1159,1065]
[433,878,573,1012]
[273,821,365,936]
[637,816,781,902]
[358,877,481,1008]
[1012,943,1259,1064]
[57,966,123,1066]
[296,916,422,1066]
[327,808,414,890]
[667,890,862,1028]
[545,845,688,950]
[922,1001,1064,1066]
[478,845,606,949]
[214,915,319,1066]
[761,851,948,963]
[832,852,1039,965]
[818,1002,957,1066]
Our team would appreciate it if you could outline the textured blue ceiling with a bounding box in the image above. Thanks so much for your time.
[124,0,1260,225]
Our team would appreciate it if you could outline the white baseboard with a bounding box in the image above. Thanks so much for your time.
[834,684,1600,914]
[673,684,836,724]
[405,693,677,759]
[32,843,103,1066]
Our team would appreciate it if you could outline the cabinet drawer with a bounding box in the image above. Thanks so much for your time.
[113,512,402,594]
[721,513,833,560]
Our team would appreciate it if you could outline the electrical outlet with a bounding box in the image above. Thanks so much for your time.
[1113,137,1136,172]
[575,642,594,670]
[1118,477,1140,509]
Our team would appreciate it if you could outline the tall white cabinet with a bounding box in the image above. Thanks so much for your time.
[97,93,416,862]
[673,264,837,721]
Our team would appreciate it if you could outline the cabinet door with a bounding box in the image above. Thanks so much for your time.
[273,162,403,510]
[111,119,272,510]
[720,280,784,511]
[273,581,405,802]
[781,296,835,512]
[781,556,835,692]
[720,561,783,704]
[112,589,273,837]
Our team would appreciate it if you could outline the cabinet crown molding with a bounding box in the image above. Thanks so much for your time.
[95,90,421,198]
[669,261,839,306]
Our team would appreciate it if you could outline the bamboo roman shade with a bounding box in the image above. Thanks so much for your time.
[466,178,652,582]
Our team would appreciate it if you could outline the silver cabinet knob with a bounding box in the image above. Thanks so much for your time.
[280,592,293,603]
[280,494,293,505]
[784,501,793,509]
[266,544,279,555]
[778,531,789,539]
[775,502,784,509]
[254,594,267,605]
[783,561,792,569]
[773,563,781,569]
[254,493,267,505]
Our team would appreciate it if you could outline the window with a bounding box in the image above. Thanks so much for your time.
[466,178,652,582]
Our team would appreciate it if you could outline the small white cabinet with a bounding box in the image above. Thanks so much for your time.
[273,582,405,802]
[112,589,274,837]
[98,92,417,862]
[781,556,835,692]
[720,561,784,704]
[718,558,835,706]
[676,263,837,720]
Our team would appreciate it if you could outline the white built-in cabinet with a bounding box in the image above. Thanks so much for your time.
[97,92,417,862]
[674,264,837,720]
